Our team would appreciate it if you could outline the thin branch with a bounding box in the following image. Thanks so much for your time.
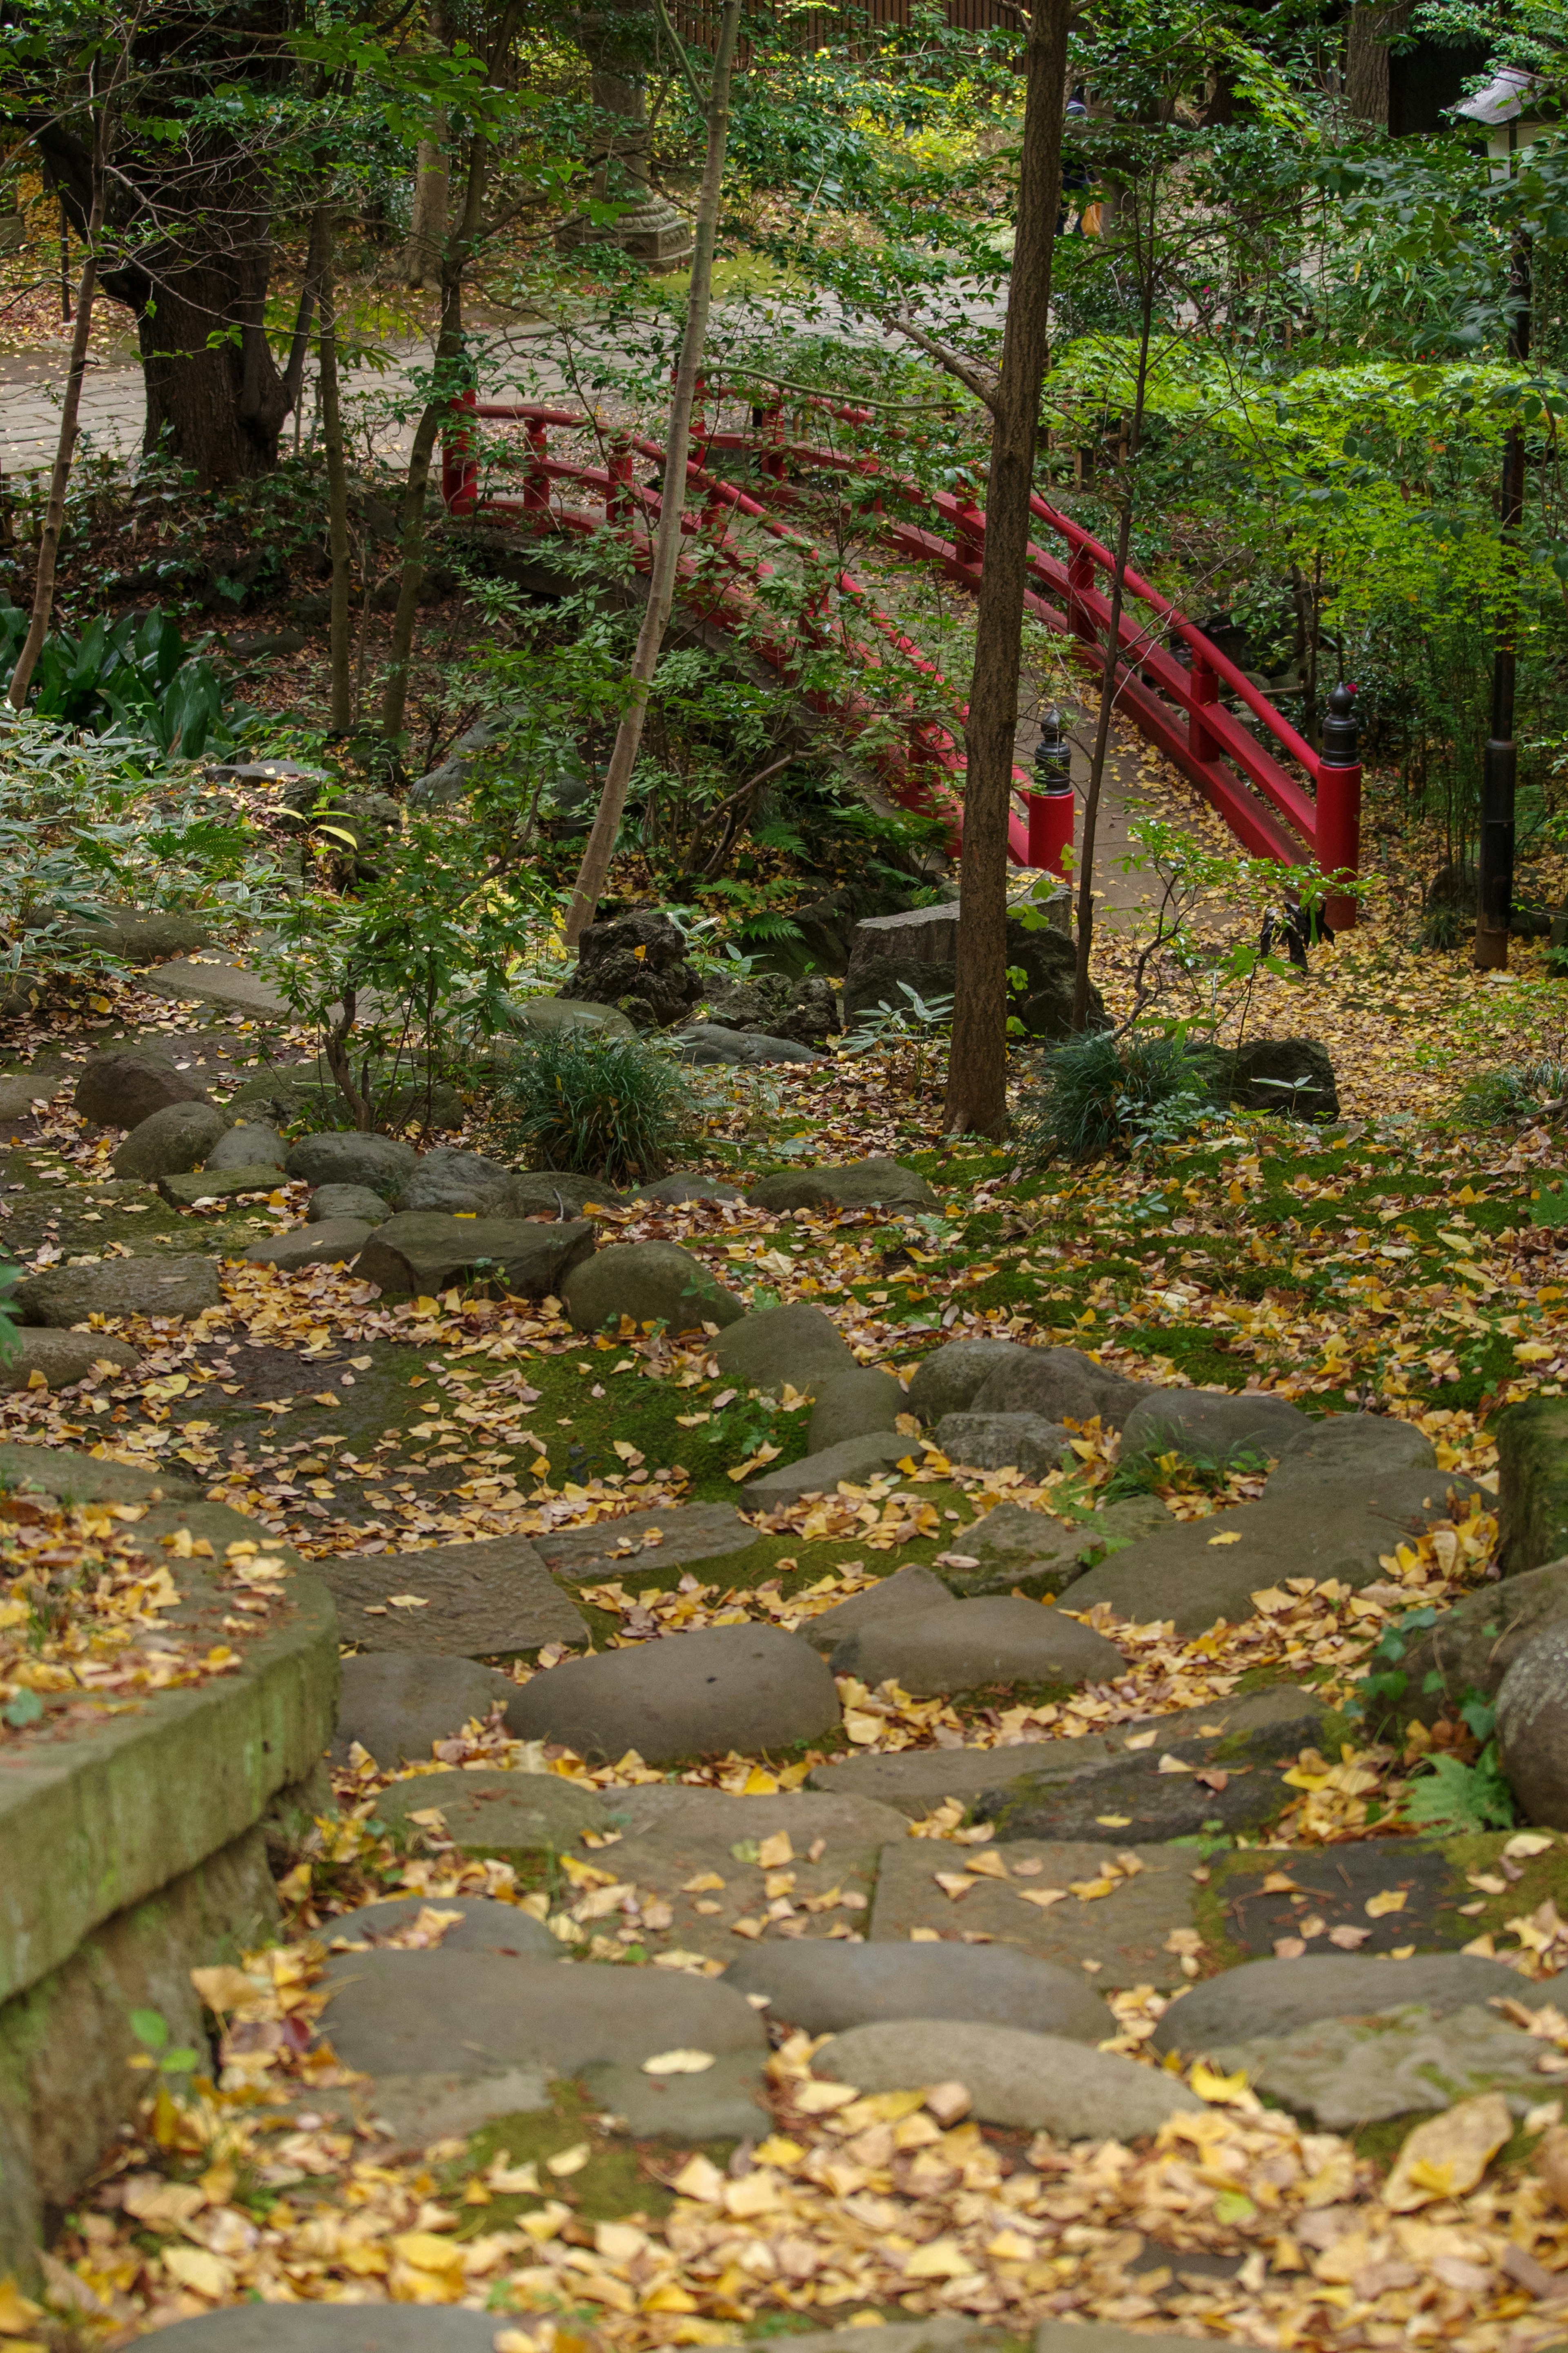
[652,0,707,109]
[882,311,1001,416]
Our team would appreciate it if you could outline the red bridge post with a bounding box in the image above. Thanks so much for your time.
[441,389,479,515]
[954,480,984,574]
[1317,682,1361,931]
[522,420,550,515]
[1066,544,1096,643]
[1189,649,1220,763]
[607,435,633,522]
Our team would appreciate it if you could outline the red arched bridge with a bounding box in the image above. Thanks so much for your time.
[441,388,1361,927]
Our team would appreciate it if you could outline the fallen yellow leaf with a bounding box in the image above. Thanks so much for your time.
[1386,2094,1513,2212]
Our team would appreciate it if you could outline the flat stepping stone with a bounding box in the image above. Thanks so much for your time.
[815,2018,1203,2137]
[158,1165,286,1207]
[1208,1836,1489,1960]
[321,1950,766,2079]
[939,1494,1175,1599]
[829,1595,1125,1694]
[800,1562,954,1652]
[354,1211,595,1300]
[723,1936,1112,2040]
[0,1330,139,1392]
[1119,1387,1313,1461]
[285,1132,416,1191]
[1151,1949,1562,2054]
[770,2327,1005,2353]
[333,1653,522,1765]
[935,1410,1073,1480]
[136,2309,503,2350]
[748,1431,911,1505]
[712,1301,855,1389]
[372,1766,612,1855]
[326,1894,556,1956]
[562,1239,746,1334]
[1069,1469,1482,1633]
[0,1441,199,1504]
[870,1836,1200,1989]
[588,1784,907,1962]
[1036,2331,1212,2353]
[247,1219,371,1271]
[317,1534,586,1656]
[582,2050,771,2140]
[506,1623,840,1764]
[535,1501,761,1582]
[1208,2001,1552,2128]
[140,955,289,1016]
[16,1252,222,1327]
[746,1155,939,1212]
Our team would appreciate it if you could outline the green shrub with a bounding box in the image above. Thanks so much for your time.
[0,602,242,757]
[494,1029,694,1185]
[1459,1058,1568,1128]
[1016,1028,1218,1163]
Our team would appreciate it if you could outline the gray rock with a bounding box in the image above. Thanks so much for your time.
[831,1596,1125,1695]
[1383,1558,1568,1729]
[808,1362,906,1452]
[561,1240,746,1336]
[354,1211,595,1301]
[1069,1470,1484,1635]
[747,1431,911,1504]
[1034,2329,1205,2353]
[504,1623,842,1764]
[800,1563,956,1653]
[111,1100,230,1179]
[205,1120,286,1171]
[906,1337,1032,1425]
[712,1301,855,1391]
[1497,1622,1568,1825]
[843,955,955,1029]
[1119,1387,1314,1466]
[285,1131,419,1192]
[0,1329,139,1391]
[723,1939,1112,2043]
[326,1894,557,1958]
[394,1144,517,1216]
[559,909,701,1030]
[772,2326,1001,2353]
[307,1183,391,1226]
[245,1219,371,1271]
[1208,2002,1551,2128]
[506,995,637,1040]
[16,1253,222,1327]
[1007,913,1108,1040]
[1215,1035,1339,1124]
[941,1494,1178,1600]
[141,956,288,1018]
[333,1654,521,1766]
[323,1952,766,2086]
[74,1044,210,1129]
[702,973,841,1051]
[508,1171,629,1217]
[0,1439,198,1503]
[746,1155,939,1214]
[373,1766,612,1855]
[815,2019,1203,2137]
[536,1502,762,1583]
[675,1024,821,1066]
[971,1346,1145,1431]
[65,909,215,966]
[1265,1411,1437,1501]
[1150,1951,1561,2055]
[582,2051,771,2140]
[936,1412,1074,1479]
[318,1534,587,1658]
[0,1072,60,1122]
[633,1173,745,1204]
[158,1165,285,1207]
[410,716,507,807]
[133,2309,503,2351]
[847,905,960,976]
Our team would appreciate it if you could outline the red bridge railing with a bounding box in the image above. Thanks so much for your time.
[440,389,1361,924]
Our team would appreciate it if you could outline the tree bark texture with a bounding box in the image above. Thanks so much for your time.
[1345,1,1411,127]
[316,237,354,734]
[8,213,102,709]
[406,129,450,288]
[563,0,744,946]
[941,0,1071,1140]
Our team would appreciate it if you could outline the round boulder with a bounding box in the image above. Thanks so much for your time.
[205,1120,286,1172]
[723,1938,1112,2043]
[334,1652,521,1766]
[1497,1622,1568,1827]
[111,1100,230,1181]
[396,1145,518,1216]
[16,1253,222,1327]
[712,1302,855,1391]
[807,1363,905,1452]
[1119,1387,1313,1465]
[746,1155,938,1214]
[935,1412,1073,1479]
[307,1182,391,1226]
[74,1045,210,1130]
[828,1595,1124,1694]
[505,1624,842,1764]
[285,1131,419,1192]
[561,1240,746,1336]
[0,1329,139,1391]
[906,1337,1031,1425]
[814,2019,1200,2137]
[971,1345,1145,1431]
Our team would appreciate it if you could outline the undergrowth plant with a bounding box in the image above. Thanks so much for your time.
[1017,1028,1218,1164]
[1459,1058,1568,1128]
[494,1029,694,1185]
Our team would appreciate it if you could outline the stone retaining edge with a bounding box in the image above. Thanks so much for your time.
[0,1572,339,2006]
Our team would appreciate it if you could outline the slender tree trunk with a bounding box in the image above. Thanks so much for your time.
[7,178,105,708]
[563,0,743,946]
[1071,200,1159,1032]
[283,197,330,417]
[317,232,353,733]
[406,124,449,288]
[379,136,489,746]
[1345,1,1410,127]
[941,0,1071,1138]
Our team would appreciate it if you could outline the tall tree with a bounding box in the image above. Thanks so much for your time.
[940,0,1071,1139]
[563,0,744,943]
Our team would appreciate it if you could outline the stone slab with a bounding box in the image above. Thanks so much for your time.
[134,2307,506,2349]
[815,2018,1203,2137]
[534,1501,762,1583]
[721,1936,1113,2041]
[318,1534,587,1656]
[371,1767,612,1856]
[0,1441,198,1503]
[1209,1838,1482,1960]
[16,1251,223,1327]
[1209,2002,1551,2127]
[1151,1950,1562,2054]
[332,1654,522,1766]
[869,1836,1201,1989]
[747,1432,912,1505]
[319,1951,767,2079]
[325,1895,557,1958]
[830,1595,1125,1694]
[505,1623,840,1764]
[582,2050,771,2140]
[157,1166,285,1206]
[246,1219,371,1271]
[140,957,289,1016]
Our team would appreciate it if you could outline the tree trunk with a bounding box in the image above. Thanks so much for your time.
[941,0,1071,1140]
[562,0,744,946]
[1345,1,1411,127]
[7,220,101,709]
[405,125,450,288]
[317,234,353,734]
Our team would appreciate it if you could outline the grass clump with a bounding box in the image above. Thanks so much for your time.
[1459,1057,1568,1128]
[1017,1028,1218,1163]
[494,1029,694,1186]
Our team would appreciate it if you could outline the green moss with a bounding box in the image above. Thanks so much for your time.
[447,2085,736,2232]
